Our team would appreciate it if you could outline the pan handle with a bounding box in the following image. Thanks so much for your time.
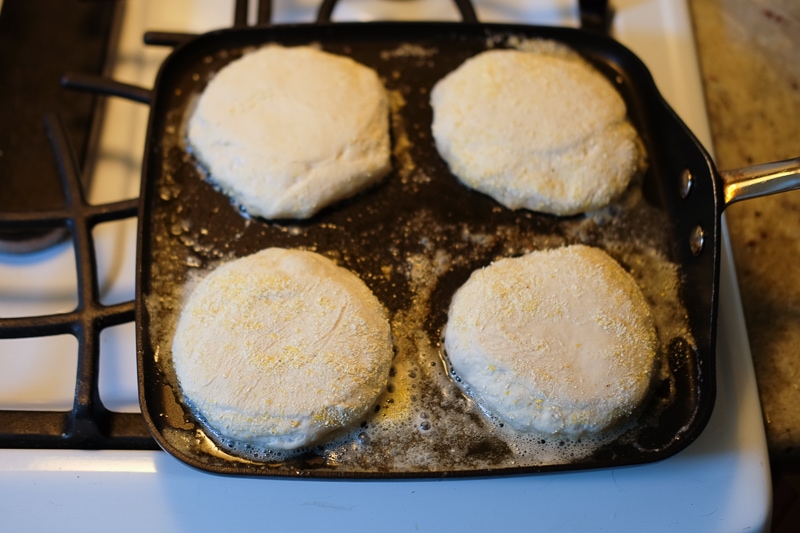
[721,156,800,208]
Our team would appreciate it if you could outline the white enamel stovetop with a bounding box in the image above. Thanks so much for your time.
[0,1,771,531]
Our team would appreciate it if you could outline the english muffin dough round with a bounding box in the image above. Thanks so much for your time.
[188,45,391,219]
[443,245,658,438]
[172,248,394,451]
[430,46,645,216]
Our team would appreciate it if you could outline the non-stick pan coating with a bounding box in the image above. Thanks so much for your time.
[136,22,719,477]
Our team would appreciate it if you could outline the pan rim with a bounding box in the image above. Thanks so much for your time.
[135,20,719,478]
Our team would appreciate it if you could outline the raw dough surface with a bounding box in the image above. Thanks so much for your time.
[430,47,644,216]
[443,245,658,437]
[172,248,394,451]
[188,45,391,219]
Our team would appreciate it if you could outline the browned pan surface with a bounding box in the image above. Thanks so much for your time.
[136,22,719,477]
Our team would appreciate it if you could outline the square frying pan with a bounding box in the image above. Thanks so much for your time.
[80,7,798,478]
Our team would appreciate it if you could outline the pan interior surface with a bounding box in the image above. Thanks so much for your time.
[136,22,718,478]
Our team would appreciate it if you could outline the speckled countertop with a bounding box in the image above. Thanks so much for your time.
[689,0,800,460]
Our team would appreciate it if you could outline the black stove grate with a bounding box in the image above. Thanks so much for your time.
[0,115,154,450]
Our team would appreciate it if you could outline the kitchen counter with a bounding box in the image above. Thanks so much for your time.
[689,0,800,461]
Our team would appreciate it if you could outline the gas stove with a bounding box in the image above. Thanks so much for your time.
[0,1,771,531]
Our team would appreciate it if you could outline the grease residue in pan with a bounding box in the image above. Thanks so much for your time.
[138,27,703,477]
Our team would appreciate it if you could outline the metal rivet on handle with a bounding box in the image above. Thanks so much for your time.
[680,169,693,198]
[690,225,705,256]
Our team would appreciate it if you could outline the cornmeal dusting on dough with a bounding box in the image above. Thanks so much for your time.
[430,45,645,216]
[443,245,659,438]
[188,45,391,219]
[171,248,393,451]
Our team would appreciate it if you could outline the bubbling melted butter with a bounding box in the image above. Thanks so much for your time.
[148,202,689,472]
[144,37,696,475]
